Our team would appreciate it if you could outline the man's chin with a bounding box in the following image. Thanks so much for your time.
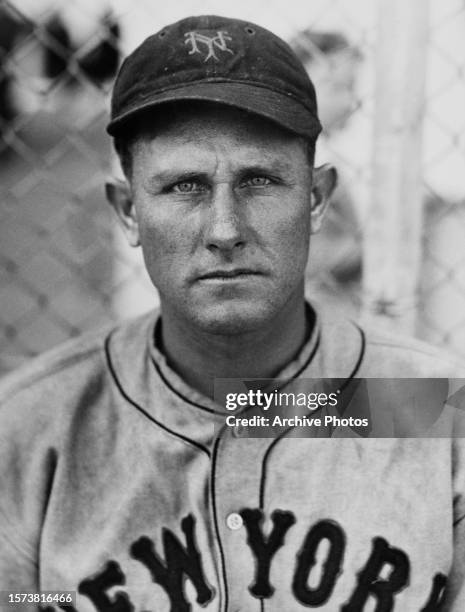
[189,300,274,336]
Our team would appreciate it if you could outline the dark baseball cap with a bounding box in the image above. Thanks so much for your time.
[107,15,322,140]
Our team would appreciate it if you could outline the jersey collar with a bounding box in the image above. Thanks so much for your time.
[106,303,364,452]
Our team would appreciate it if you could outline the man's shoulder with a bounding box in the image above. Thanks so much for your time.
[361,325,465,378]
[314,303,465,378]
[0,327,108,406]
[0,312,158,477]
[0,312,156,412]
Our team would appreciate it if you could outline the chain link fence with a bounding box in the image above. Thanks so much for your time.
[0,0,464,375]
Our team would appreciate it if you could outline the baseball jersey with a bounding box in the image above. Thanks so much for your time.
[1,303,465,611]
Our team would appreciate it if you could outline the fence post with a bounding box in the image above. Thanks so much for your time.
[361,0,430,334]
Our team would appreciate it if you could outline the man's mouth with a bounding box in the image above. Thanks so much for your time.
[197,268,262,281]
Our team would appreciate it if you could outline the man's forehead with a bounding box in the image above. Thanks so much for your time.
[134,142,300,187]
[134,121,305,179]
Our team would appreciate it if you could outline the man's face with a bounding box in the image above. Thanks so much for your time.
[112,105,325,335]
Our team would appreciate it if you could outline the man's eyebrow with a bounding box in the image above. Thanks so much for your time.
[239,161,294,175]
[144,170,208,187]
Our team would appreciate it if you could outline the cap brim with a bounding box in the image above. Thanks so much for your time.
[107,81,321,139]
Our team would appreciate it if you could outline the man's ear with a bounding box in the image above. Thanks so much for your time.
[105,179,140,247]
[310,164,338,234]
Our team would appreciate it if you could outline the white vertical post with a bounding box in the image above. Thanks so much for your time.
[362,0,430,334]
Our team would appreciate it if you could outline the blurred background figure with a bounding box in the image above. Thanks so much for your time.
[0,3,30,146]
[1,2,120,149]
[43,9,120,85]
[291,29,363,314]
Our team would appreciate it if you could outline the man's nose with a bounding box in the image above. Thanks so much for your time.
[204,185,245,253]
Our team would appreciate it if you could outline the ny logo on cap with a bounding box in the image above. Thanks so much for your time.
[184,30,234,62]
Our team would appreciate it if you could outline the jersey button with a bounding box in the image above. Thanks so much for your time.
[226,512,243,530]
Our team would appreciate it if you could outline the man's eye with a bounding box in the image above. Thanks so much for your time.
[243,176,272,187]
[172,181,206,193]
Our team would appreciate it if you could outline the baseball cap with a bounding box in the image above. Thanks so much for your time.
[107,15,322,140]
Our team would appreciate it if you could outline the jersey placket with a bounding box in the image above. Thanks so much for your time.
[210,425,279,611]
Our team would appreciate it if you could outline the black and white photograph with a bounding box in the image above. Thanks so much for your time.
[1,0,465,610]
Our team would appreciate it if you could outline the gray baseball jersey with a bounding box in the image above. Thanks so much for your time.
[1,304,464,611]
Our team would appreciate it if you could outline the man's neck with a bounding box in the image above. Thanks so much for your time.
[157,299,312,399]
